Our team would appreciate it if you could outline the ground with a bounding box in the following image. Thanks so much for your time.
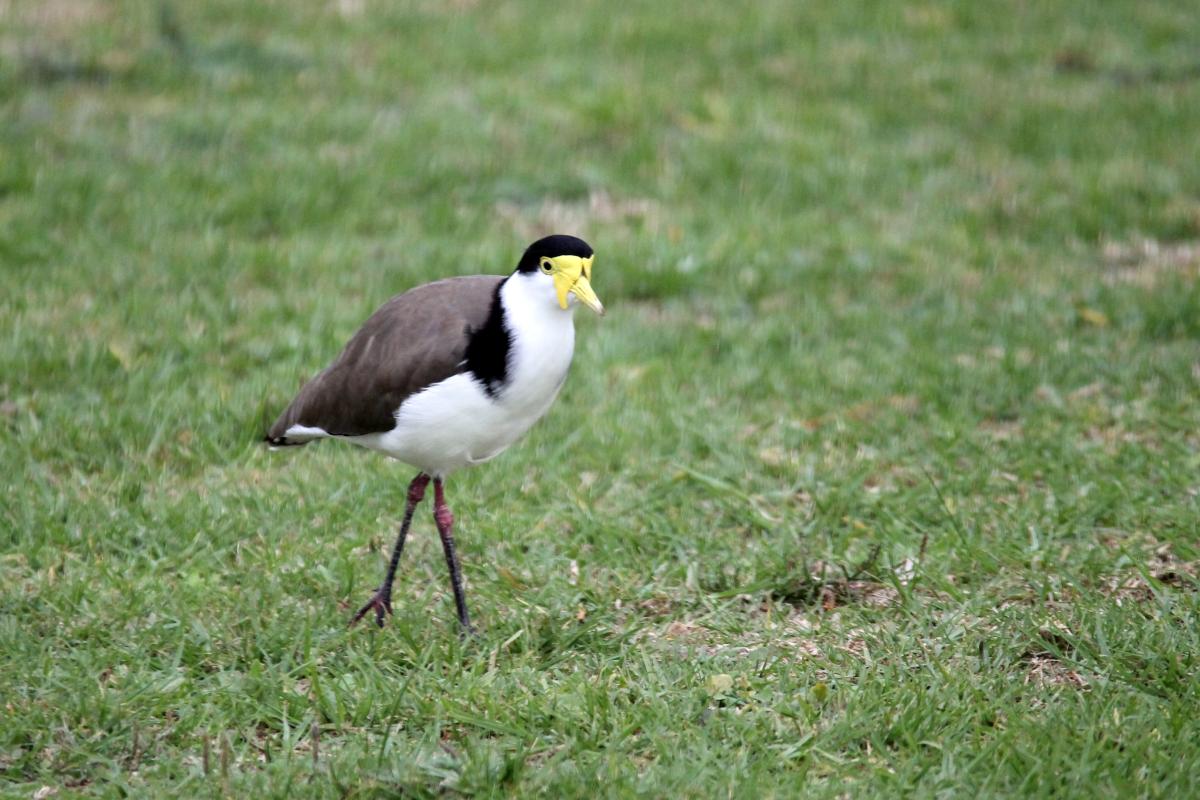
[2,0,1199,797]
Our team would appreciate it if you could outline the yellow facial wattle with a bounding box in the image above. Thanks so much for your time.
[549,255,604,315]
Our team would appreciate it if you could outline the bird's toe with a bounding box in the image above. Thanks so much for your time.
[348,589,393,629]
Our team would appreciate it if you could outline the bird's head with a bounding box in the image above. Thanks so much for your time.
[515,234,604,315]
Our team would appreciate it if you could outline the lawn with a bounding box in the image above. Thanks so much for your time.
[3,0,1200,796]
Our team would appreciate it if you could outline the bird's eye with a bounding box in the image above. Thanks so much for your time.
[540,259,554,274]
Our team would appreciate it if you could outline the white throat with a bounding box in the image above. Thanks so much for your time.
[498,272,577,405]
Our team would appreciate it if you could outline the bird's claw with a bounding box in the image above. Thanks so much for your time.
[348,589,392,628]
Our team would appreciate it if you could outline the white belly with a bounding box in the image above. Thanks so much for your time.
[354,302,576,475]
[353,373,559,474]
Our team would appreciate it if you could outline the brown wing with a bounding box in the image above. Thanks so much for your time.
[267,275,504,443]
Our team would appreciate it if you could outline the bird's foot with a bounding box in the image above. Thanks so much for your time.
[348,588,392,628]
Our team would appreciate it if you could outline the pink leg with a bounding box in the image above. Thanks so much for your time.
[433,478,474,633]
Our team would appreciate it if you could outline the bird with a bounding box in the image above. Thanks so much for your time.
[265,234,603,632]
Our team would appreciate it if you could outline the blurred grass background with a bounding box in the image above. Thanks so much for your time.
[2,0,1199,796]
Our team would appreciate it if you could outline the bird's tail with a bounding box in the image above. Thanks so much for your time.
[263,433,307,449]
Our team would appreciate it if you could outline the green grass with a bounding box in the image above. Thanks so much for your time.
[3,0,1200,796]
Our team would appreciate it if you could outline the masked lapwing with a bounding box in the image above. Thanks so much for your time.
[265,235,603,632]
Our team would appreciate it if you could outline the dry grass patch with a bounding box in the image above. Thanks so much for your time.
[1102,238,1200,288]
[495,190,661,241]
[1024,654,1089,690]
[1101,543,1199,605]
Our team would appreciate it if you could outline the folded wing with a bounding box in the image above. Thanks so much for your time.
[266,275,504,444]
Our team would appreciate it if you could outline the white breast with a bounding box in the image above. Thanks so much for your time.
[356,275,576,476]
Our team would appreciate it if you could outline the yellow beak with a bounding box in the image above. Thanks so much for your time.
[566,274,604,315]
[552,255,605,315]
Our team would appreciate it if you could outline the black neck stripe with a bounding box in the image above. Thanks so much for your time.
[462,280,511,397]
